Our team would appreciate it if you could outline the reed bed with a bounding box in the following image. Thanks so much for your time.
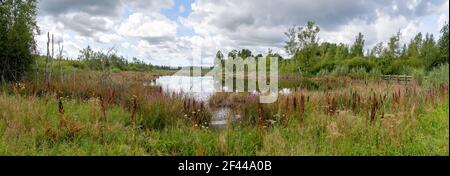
[0,68,448,156]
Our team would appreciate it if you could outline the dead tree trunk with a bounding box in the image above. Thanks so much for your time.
[45,32,50,84]
[58,41,64,83]
[50,34,54,79]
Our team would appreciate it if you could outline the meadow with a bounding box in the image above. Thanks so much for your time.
[1,1,448,156]
[0,63,447,156]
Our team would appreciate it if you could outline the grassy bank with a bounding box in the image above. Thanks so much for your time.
[0,94,447,156]
[0,65,448,156]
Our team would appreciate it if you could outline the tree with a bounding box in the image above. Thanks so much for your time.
[238,49,252,59]
[283,21,321,73]
[284,21,321,57]
[420,33,440,70]
[298,21,321,49]
[407,32,423,58]
[0,0,39,82]
[284,26,299,56]
[370,42,383,57]
[350,32,365,57]
[437,22,449,65]
[216,50,224,60]
[78,46,94,60]
[383,31,401,59]
[228,50,238,59]
[215,50,224,67]
[335,43,349,60]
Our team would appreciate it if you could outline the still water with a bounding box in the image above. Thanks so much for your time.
[153,75,292,102]
[153,76,227,128]
[152,75,291,128]
[153,76,218,102]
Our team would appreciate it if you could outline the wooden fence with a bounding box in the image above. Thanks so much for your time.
[381,75,413,82]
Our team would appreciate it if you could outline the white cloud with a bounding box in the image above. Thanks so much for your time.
[118,13,177,43]
[179,5,186,13]
[94,33,123,44]
[36,0,449,66]
[127,0,174,13]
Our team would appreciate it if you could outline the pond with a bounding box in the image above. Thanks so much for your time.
[152,76,229,128]
[151,75,349,128]
[152,75,295,102]
[153,76,218,102]
[152,75,291,128]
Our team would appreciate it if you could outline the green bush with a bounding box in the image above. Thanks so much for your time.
[349,67,369,79]
[330,65,349,76]
[139,100,182,130]
[342,57,374,72]
[411,68,426,85]
[424,64,449,89]
[385,59,425,75]
[311,60,337,74]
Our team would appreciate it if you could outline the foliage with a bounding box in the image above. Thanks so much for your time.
[424,64,449,89]
[278,20,449,77]
[0,0,38,81]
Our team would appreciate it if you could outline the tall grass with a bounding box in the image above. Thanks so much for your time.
[0,70,448,156]
[424,64,449,89]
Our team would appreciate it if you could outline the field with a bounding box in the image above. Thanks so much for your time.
[1,0,448,156]
[0,64,448,156]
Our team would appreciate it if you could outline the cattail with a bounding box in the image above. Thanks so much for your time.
[130,97,137,127]
[243,107,248,125]
[58,98,65,115]
[282,114,288,127]
[257,103,266,128]
[107,88,115,105]
[326,94,337,116]
[330,96,337,115]
[285,97,290,112]
[369,93,381,123]
[99,95,107,122]
[299,94,305,123]
[293,96,297,109]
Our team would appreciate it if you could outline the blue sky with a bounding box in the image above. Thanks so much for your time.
[162,0,195,37]
[36,0,449,67]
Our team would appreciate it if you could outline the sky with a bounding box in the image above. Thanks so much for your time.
[36,0,449,67]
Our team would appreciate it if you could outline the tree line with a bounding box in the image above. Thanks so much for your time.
[1,0,448,82]
[281,21,449,76]
[215,20,448,78]
[0,0,38,82]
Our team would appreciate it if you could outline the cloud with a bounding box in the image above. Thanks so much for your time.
[58,13,114,37]
[118,13,178,44]
[179,5,186,13]
[181,0,448,56]
[35,0,449,66]
[39,0,174,17]
[128,0,174,13]
[39,0,123,17]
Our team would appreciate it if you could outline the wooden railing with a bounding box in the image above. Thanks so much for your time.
[381,75,413,82]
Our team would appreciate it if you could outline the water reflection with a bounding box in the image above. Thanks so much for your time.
[153,76,291,102]
[154,76,218,102]
[152,75,347,128]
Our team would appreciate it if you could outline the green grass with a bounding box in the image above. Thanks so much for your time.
[1,64,448,156]
[0,93,447,156]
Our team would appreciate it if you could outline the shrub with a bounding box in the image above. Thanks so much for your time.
[385,59,425,75]
[368,67,382,80]
[330,65,349,77]
[349,67,369,79]
[424,64,449,89]
[411,68,426,85]
[342,57,374,72]
[139,97,183,130]
[316,69,330,76]
[311,60,337,75]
